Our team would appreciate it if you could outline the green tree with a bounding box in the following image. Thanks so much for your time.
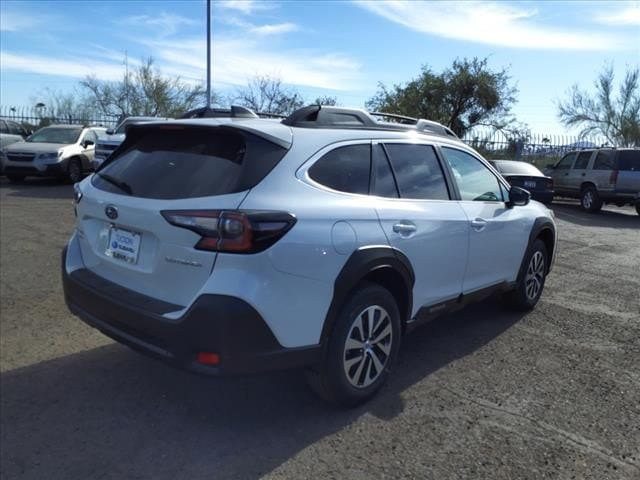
[366,57,518,137]
[80,57,208,118]
[313,95,338,106]
[557,65,640,146]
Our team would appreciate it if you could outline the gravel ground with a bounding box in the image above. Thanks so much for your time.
[1,177,639,480]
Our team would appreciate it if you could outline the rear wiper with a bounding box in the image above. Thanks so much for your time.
[96,172,133,195]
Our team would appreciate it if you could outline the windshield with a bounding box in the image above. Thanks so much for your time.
[27,127,82,144]
[493,160,543,176]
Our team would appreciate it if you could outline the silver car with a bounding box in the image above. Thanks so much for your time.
[548,148,640,214]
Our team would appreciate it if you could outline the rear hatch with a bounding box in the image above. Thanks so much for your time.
[75,123,290,308]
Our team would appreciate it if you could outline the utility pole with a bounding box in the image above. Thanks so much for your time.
[206,0,212,108]
[124,50,129,116]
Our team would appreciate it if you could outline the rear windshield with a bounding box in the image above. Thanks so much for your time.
[92,126,287,199]
[617,150,640,171]
[493,160,543,176]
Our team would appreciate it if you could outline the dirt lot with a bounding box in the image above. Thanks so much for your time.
[1,177,639,480]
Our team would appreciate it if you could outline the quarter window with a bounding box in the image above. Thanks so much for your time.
[308,144,371,195]
[441,147,503,202]
[617,150,640,171]
[383,144,449,200]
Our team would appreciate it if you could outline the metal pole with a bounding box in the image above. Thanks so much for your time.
[206,0,211,108]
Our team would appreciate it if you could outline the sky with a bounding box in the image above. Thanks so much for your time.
[1,0,639,134]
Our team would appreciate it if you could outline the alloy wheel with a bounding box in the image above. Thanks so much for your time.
[525,251,545,300]
[343,305,393,388]
[582,190,593,209]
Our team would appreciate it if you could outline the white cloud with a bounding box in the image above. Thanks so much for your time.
[250,22,299,35]
[139,36,362,90]
[217,0,276,15]
[595,5,640,26]
[1,30,362,92]
[355,0,621,50]
[0,11,42,32]
[121,13,200,35]
[0,51,125,80]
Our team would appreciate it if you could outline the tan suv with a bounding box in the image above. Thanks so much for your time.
[548,148,640,215]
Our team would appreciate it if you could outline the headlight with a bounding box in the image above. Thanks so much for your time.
[38,152,59,160]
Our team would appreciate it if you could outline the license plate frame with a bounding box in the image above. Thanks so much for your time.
[105,227,141,265]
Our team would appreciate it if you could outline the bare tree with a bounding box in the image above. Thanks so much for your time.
[558,65,640,146]
[233,76,304,115]
[81,57,209,118]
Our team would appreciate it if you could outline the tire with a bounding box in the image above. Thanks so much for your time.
[580,185,602,213]
[7,175,25,183]
[306,283,402,407]
[505,239,548,311]
[67,158,83,184]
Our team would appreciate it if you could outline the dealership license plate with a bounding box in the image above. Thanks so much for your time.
[106,227,141,264]
[524,180,537,188]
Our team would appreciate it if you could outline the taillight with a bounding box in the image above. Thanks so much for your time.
[609,169,619,184]
[546,178,554,189]
[161,210,296,253]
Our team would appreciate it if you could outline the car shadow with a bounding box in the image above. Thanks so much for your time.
[0,176,75,200]
[550,201,638,229]
[0,299,524,480]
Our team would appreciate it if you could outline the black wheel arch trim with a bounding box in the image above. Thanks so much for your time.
[516,217,556,283]
[320,246,415,345]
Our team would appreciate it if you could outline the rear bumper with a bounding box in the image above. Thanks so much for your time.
[62,247,320,375]
[3,163,64,177]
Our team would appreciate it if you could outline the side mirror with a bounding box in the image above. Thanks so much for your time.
[508,186,530,208]
[83,140,95,148]
[105,129,114,135]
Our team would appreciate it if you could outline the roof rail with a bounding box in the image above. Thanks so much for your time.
[180,105,259,119]
[282,105,459,139]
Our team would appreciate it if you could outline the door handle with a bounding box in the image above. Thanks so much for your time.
[471,218,488,232]
[393,222,417,237]
[581,173,586,176]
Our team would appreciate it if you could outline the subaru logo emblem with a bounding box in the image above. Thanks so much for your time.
[105,206,118,220]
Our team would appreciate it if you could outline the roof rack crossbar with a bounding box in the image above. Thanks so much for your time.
[370,112,418,124]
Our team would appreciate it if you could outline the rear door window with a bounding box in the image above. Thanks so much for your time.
[383,144,449,200]
[93,126,287,199]
[573,151,591,169]
[617,150,640,171]
[308,144,370,195]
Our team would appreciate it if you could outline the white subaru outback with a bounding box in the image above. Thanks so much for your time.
[62,106,556,406]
